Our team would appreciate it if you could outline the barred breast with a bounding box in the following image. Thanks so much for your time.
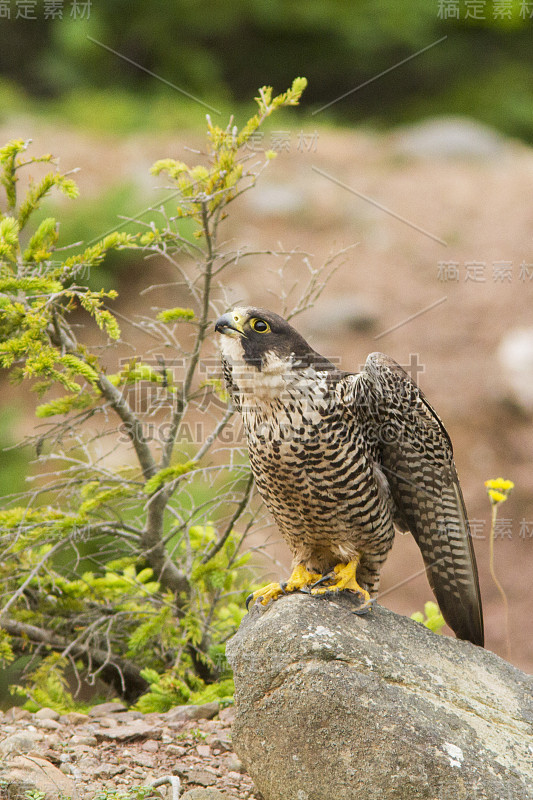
[243,370,396,578]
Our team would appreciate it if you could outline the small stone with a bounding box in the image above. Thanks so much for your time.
[57,757,78,777]
[76,760,103,776]
[88,701,127,717]
[497,327,533,413]
[141,739,159,753]
[0,732,40,755]
[34,707,61,722]
[43,749,63,766]
[4,707,32,721]
[163,702,219,723]
[196,744,211,757]
[227,771,243,781]
[304,295,379,336]
[36,718,61,730]
[68,763,84,781]
[60,712,90,725]
[70,734,98,746]
[217,706,235,724]
[133,753,155,768]
[166,744,187,757]
[94,721,154,742]
[392,116,504,160]
[108,710,144,723]
[182,768,217,787]
[201,720,219,730]
[201,766,218,776]
[70,746,90,757]
[181,790,228,800]
[97,716,119,728]
[208,733,232,753]
[1,755,78,800]
[225,756,244,773]
[92,763,126,778]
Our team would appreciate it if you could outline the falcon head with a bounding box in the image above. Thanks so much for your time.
[214,307,317,370]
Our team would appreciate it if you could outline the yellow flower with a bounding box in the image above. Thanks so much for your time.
[484,478,514,492]
[485,477,514,658]
[488,489,507,505]
[485,478,514,505]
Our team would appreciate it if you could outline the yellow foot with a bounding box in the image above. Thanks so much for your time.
[246,563,323,609]
[310,560,372,609]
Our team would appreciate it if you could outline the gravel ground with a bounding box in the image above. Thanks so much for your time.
[0,702,258,799]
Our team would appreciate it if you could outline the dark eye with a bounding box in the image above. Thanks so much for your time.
[250,318,270,333]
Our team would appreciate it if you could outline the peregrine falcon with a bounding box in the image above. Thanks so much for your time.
[215,307,484,646]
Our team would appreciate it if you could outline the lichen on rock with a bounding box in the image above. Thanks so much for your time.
[226,593,533,800]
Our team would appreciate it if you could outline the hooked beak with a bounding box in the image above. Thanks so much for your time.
[214,311,247,337]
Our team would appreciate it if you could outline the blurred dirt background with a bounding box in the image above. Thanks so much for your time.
[1,113,532,671]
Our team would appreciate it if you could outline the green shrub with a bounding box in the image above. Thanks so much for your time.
[0,80,308,711]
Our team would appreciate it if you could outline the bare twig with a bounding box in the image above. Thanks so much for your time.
[201,472,254,564]
[0,540,64,617]
[1,617,148,701]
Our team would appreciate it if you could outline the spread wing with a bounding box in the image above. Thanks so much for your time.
[346,352,484,646]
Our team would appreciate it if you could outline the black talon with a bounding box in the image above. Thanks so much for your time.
[310,573,333,590]
[279,582,288,595]
[352,598,375,616]
[245,592,255,610]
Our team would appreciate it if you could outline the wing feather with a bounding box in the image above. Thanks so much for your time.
[347,352,484,646]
